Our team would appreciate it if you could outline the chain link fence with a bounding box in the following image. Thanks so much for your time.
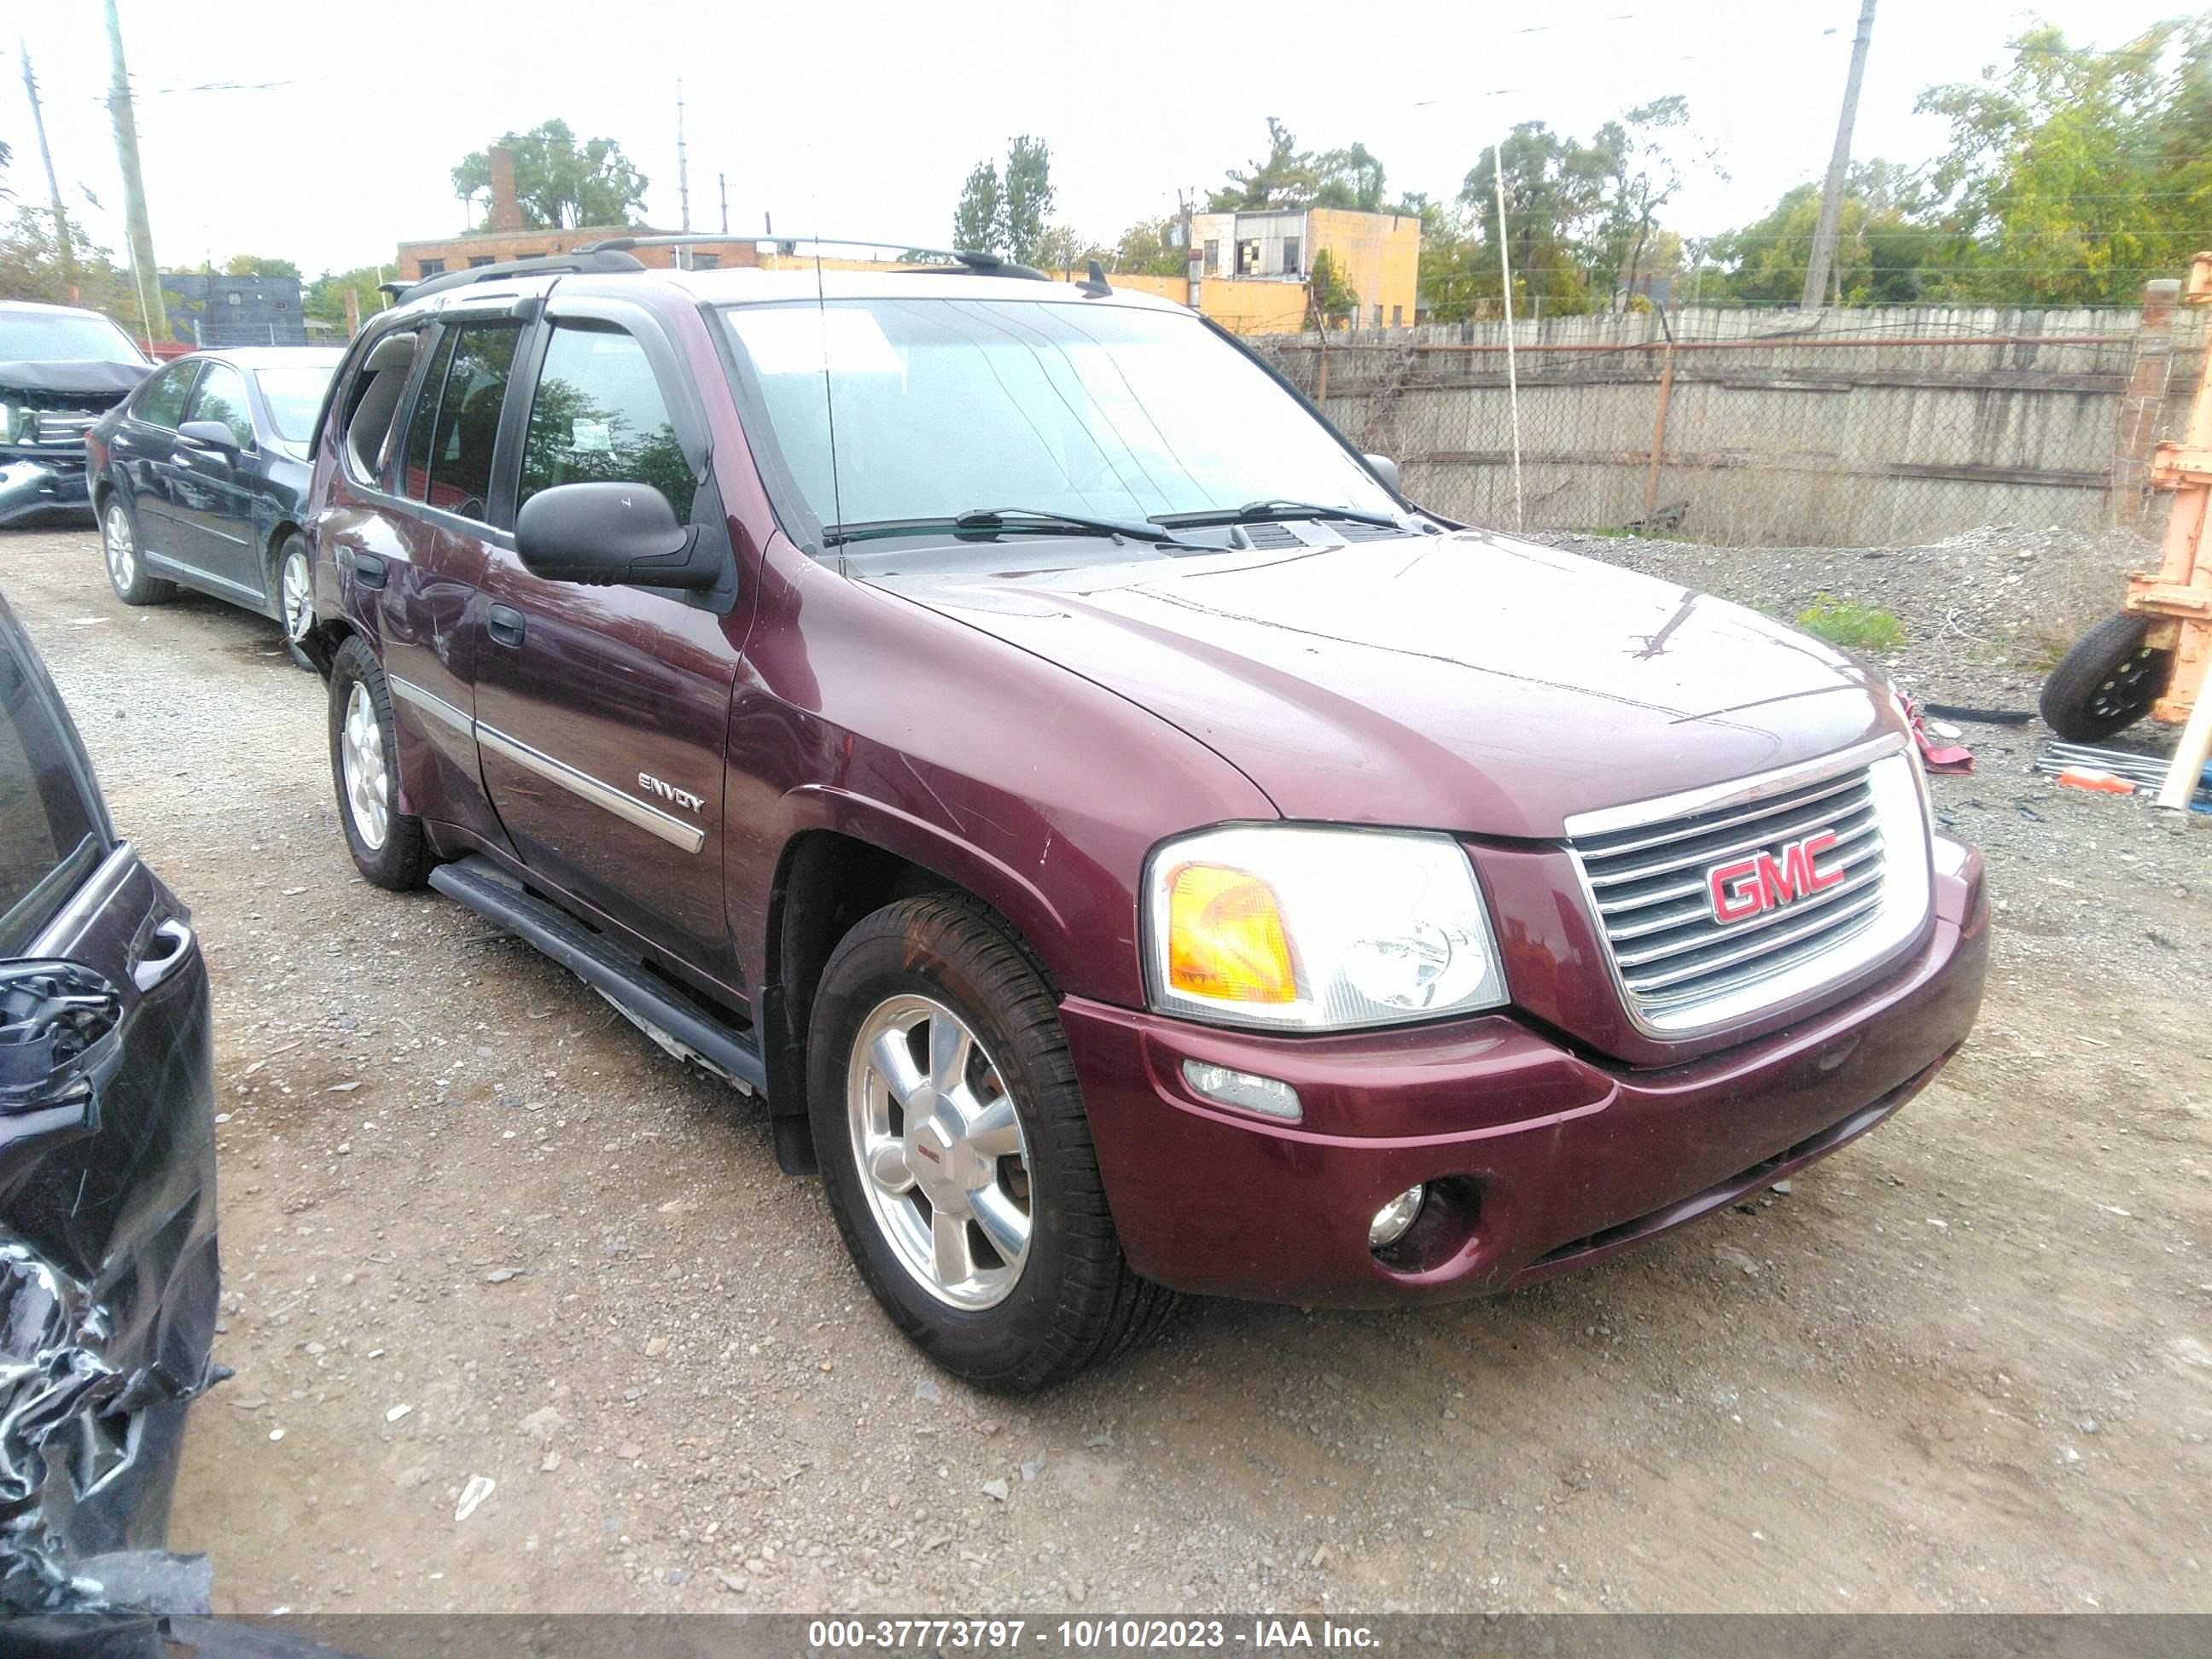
[1248,300,2208,547]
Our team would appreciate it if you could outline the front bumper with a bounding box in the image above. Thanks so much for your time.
[1064,843,1988,1307]
[0,457,95,528]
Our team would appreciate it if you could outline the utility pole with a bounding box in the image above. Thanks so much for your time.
[1802,0,1877,311]
[675,79,691,270]
[102,0,166,341]
[719,172,729,235]
[20,44,78,297]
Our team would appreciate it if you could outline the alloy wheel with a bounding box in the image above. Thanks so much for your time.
[103,504,136,592]
[280,549,313,643]
[846,994,1033,1309]
[341,682,391,851]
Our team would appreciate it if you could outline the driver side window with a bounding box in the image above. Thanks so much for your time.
[516,323,696,524]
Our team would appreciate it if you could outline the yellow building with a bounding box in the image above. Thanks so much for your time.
[1187,207,1421,331]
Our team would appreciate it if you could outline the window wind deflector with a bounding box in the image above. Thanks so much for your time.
[1154,499,1406,530]
[824,509,1208,550]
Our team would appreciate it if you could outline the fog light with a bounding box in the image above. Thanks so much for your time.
[1180,1058,1301,1121]
[1370,1185,1426,1249]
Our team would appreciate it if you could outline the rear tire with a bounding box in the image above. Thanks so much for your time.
[275,533,315,650]
[329,635,431,890]
[806,894,1176,1391]
[101,495,174,606]
[2040,612,2173,742]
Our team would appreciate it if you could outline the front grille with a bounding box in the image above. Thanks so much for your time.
[1571,762,1889,1026]
[29,410,99,446]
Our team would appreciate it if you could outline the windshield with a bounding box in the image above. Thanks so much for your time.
[719,298,1398,541]
[255,365,337,443]
[0,311,148,367]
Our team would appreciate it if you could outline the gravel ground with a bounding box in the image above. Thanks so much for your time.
[2,524,2209,1618]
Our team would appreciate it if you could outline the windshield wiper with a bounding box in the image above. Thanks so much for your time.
[1153,499,1406,531]
[826,508,1207,550]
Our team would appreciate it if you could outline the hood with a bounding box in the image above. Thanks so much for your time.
[0,359,150,400]
[871,530,1901,839]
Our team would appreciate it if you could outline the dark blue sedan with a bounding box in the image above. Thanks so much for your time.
[84,346,342,647]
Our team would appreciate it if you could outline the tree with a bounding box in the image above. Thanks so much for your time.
[1208,118,1319,211]
[1307,248,1359,326]
[0,205,135,319]
[951,137,1057,265]
[306,266,395,332]
[451,120,649,230]
[1112,217,1188,276]
[1031,224,1102,275]
[1709,164,1932,306]
[1315,143,1388,212]
[1585,97,1719,307]
[952,160,1004,252]
[1912,20,2212,304]
[224,253,301,281]
[1001,136,1056,266]
[1458,123,1609,315]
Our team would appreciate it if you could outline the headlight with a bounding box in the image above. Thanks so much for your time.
[1143,825,1508,1030]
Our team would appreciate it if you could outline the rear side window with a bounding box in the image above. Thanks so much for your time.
[186,362,256,450]
[516,324,696,524]
[0,643,105,955]
[133,363,197,429]
[338,330,424,483]
[408,323,521,521]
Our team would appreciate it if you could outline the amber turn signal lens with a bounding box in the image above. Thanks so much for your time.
[1165,864,1297,1004]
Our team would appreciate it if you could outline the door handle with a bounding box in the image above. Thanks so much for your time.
[486,605,527,649]
[348,550,387,590]
[131,917,195,993]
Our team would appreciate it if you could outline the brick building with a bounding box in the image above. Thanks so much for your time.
[396,143,760,281]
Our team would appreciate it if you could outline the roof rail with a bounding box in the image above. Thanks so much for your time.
[577,232,1051,282]
[395,249,648,305]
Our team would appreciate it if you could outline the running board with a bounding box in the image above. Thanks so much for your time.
[428,855,766,1095]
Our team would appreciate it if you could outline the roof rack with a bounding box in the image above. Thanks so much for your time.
[393,249,648,305]
[577,232,1051,282]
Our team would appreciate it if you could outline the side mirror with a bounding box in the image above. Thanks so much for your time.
[178,420,241,455]
[515,482,721,591]
[0,959,121,1144]
[1364,453,1401,495]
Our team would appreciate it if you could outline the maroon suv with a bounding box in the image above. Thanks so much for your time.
[300,251,1988,1390]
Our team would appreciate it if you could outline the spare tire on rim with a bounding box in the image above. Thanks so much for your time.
[2039,611,2173,743]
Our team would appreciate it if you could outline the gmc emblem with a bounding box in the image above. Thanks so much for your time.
[1708,831,1847,924]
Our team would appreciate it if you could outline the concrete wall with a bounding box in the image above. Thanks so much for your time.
[1249,305,2208,545]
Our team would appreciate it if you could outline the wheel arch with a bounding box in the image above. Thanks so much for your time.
[759,818,1067,1173]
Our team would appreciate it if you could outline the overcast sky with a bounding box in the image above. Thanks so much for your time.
[9,0,2186,280]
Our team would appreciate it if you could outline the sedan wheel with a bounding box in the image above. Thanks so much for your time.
[103,503,135,591]
[847,993,1033,1309]
[279,542,313,643]
[101,498,172,605]
[340,682,391,852]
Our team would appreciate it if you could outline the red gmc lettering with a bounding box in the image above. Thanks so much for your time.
[1711,831,1846,924]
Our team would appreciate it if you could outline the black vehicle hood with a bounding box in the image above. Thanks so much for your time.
[0,360,151,397]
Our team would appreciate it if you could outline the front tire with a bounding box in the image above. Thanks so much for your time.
[329,635,431,890]
[2040,611,2174,742]
[101,495,174,606]
[807,894,1175,1391]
